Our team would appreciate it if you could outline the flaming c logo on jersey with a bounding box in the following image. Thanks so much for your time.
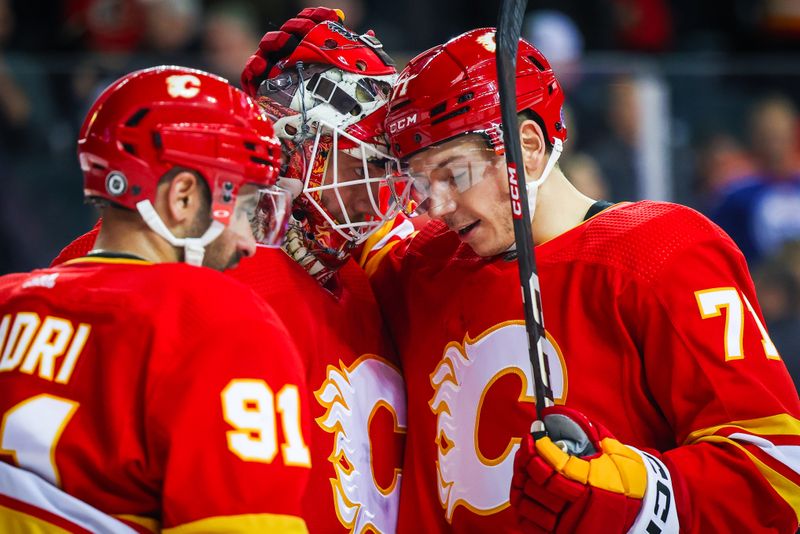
[166,74,201,99]
[429,322,567,522]
[315,355,407,533]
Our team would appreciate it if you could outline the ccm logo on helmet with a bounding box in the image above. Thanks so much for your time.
[388,114,417,134]
[166,75,201,99]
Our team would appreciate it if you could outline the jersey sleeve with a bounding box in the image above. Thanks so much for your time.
[50,221,101,267]
[145,289,311,533]
[357,214,416,278]
[629,231,800,532]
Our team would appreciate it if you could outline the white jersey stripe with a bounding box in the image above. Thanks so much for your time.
[728,432,800,476]
[0,461,138,533]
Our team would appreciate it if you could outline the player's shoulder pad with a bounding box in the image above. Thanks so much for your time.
[146,263,270,317]
[575,200,735,283]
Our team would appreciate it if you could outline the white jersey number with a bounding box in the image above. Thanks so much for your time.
[222,379,311,466]
[0,394,79,486]
[695,287,780,361]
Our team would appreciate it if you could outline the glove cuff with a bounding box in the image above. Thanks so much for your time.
[626,447,680,534]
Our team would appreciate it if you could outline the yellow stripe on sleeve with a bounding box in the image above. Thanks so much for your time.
[114,514,160,533]
[683,413,800,445]
[697,434,800,523]
[162,513,308,534]
[0,503,74,534]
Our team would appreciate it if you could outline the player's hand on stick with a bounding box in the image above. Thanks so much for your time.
[241,7,344,97]
[511,406,679,534]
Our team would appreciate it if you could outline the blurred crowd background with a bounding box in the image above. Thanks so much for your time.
[1,0,799,386]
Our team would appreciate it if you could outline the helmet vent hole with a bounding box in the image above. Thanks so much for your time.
[125,108,149,127]
[430,106,470,126]
[251,156,273,166]
[528,56,547,71]
[243,141,256,151]
[356,60,367,71]
[457,92,473,104]
[152,132,163,150]
[413,133,422,144]
[548,82,555,95]
[350,104,362,116]
[391,99,412,111]
[122,142,136,155]
[324,39,338,49]
[430,102,447,117]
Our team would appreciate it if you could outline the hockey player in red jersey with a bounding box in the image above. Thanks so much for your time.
[50,9,410,533]
[374,28,800,533]
[0,66,312,532]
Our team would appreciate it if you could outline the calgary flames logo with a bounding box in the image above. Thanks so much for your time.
[429,322,566,522]
[476,31,496,53]
[316,355,407,533]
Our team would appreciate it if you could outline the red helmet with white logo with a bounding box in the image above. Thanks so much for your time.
[385,28,567,159]
[80,66,282,225]
[79,66,290,265]
[250,20,400,284]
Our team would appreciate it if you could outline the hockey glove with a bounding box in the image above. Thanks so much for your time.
[510,406,680,534]
[241,7,344,98]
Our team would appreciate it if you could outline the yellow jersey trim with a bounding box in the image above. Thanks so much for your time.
[63,257,153,266]
[114,514,160,533]
[684,413,800,444]
[162,513,308,534]
[0,503,73,534]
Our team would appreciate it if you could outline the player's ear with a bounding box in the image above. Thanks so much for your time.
[519,119,546,181]
[160,170,202,227]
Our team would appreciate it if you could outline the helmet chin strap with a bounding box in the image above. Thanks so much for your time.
[136,200,225,267]
[525,137,564,217]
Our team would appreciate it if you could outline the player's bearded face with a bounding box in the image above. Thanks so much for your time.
[196,186,259,271]
[406,135,515,257]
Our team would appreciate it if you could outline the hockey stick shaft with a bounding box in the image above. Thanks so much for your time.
[496,0,554,421]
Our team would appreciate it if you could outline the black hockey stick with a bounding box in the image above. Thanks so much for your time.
[496,0,554,422]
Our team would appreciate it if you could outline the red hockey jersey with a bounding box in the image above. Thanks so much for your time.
[51,224,407,533]
[0,258,311,532]
[371,201,800,533]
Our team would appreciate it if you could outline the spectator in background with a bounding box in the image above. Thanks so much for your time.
[752,248,800,389]
[694,132,755,205]
[710,95,800,266]
[585,75,639,201]
[140,0,201,63]
[203,2,260,83]
[561,152,611,200]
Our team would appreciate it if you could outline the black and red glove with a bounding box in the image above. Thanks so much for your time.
[240,7,344,98]
[511,406,680,533]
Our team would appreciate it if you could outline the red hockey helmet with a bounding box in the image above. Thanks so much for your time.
[385,28,567,159]
[265,17,395,81]
[251,19,400,284]
[79,66,283,227]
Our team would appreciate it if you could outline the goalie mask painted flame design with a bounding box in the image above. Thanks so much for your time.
[315,356,407,533]
[429,322,567,522]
